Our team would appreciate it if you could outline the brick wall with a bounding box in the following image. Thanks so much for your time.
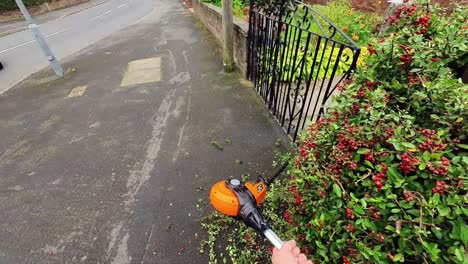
[192,0,249,75]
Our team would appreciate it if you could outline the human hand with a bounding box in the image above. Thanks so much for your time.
[272,240,313,264]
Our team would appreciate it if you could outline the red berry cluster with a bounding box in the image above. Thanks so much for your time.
[347,223,355,233]
[322,180,328,188]
[414,14,430,34]
[376,234,385,243]
[399,45,414,64]
[400,152,418,174]
[284,210,293,224]
[373,211,381,220]
[336,79,354,93]
[366,80,374,91]
[317,189,326,198]
[337,131,362,151]
[400,52,414,64]
[432,180,446,195]
[298,234,306,242]
[327,129,363,176]
[346,208,355,219]
[295,192,303,205]
[408,72,419,84]
[348,248,356,257]
[384,94,391,103]
[244,233,252,244]
[388,15,397,25]
[299,145,308,158]
[395,4,417,20]
[342,256,350,264]
[351,103,360,114]
[428,156,450,176]
[403,190,413,202]
[368,43,377,56]
[374,164,388,190]
[355,87,366,98]
[382,127,395,141]
[418,129,447,152]
[365,151,376,164]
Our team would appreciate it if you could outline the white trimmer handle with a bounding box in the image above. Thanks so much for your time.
[263,229,284,249]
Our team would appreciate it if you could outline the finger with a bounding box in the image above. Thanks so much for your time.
[292,246,301,257]
[307,261,314,264]
[281,240,297,251]
[297,254,308,264]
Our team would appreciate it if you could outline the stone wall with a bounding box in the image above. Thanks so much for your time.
[192,0,249,75]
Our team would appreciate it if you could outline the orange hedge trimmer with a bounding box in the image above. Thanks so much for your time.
[209,163,288,249]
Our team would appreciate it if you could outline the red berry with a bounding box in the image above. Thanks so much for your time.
[373,212,380,220]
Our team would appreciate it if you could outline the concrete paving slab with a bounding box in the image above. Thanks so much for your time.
[121,57,162,87]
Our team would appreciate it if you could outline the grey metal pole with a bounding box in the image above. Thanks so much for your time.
[222,0,234,72]
[15,0,64,77]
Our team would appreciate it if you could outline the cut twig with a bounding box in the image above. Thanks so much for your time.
[211,141,224,150]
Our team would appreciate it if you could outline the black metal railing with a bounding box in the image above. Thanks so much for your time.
[247,0,361,142]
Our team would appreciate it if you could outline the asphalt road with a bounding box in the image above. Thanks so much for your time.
[0,0,157,94]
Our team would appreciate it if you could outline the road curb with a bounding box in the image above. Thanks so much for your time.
[56,0,112,20]
[0,0,112,38]
[0,26,26,37]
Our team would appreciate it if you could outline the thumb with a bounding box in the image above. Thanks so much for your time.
[281,240,297,251]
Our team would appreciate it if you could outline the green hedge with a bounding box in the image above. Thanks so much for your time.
[0,0,59,12]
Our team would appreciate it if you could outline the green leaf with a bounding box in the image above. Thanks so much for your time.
[431,227,443,239]
[392,142,404,151]
[388,167,402,180]
[357,148,370,154]
[408,209,420,216]
[437,206,450,217]
[431,193,440,206]
[391,208,401,213]
[418,162,427,171]
[459,222,468,246]
[364,160,374,169]
[336,199,343,208]
[393,253,404,262]
[401,142,416,149]
[454,247,464,262]
[422,241,441,262]
[360,198,367,208]
[353,204,365,215]
[333,183,342,198]
[423,152,431,162]
[457,144,468,150]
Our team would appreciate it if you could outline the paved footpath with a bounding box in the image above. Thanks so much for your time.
[0,0,289,263]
